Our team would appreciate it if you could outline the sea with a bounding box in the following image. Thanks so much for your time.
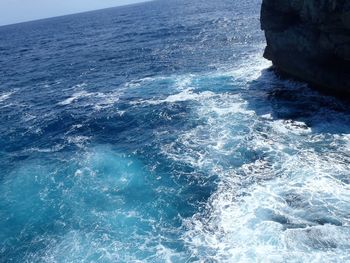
[1,0,350,262]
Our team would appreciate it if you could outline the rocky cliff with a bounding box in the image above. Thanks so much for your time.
[261,0,350,97]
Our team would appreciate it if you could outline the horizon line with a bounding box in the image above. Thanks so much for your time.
[0,0,153,28]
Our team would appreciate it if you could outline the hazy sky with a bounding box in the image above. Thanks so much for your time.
[0,0,147,26]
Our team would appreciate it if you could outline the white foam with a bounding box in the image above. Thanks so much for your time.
[225,52,272,82]
[271,119,312,135]
[158,89,256,172]
[142,56,350,262]
[58,91,92,105]
[24,144,65,153]
[183,146,350,261]
[132,88,216,106]
[174,75,194,90]
[164,89,215,103]
[191,123,347,255]
[57,89,121,111]
[93,92,120,111]
[66,135,91,148]
[124,76,170,89]
[0,91,14,103]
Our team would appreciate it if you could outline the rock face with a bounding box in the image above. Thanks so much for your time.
[261,0,350,97]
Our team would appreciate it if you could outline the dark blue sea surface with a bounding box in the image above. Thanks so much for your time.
[1,0,350,262]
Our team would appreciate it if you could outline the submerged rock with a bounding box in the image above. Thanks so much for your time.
[261,0,350,97]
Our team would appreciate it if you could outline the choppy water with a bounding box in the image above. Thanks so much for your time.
[1,0,350,262]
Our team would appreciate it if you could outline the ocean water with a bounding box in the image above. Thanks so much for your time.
[1,0,350,262]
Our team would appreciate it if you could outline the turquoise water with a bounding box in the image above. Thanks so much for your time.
[1,0,350,262]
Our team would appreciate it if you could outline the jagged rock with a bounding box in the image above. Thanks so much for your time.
[261,0,350,97]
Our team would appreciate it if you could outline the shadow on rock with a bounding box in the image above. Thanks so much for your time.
[242,67,350,134]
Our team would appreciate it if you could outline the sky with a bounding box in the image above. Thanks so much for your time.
[0,0,147,26]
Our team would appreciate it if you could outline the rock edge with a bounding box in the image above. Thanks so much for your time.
[261,0,350,97]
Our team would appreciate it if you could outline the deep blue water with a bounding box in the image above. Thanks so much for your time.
[1,0,350,262]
